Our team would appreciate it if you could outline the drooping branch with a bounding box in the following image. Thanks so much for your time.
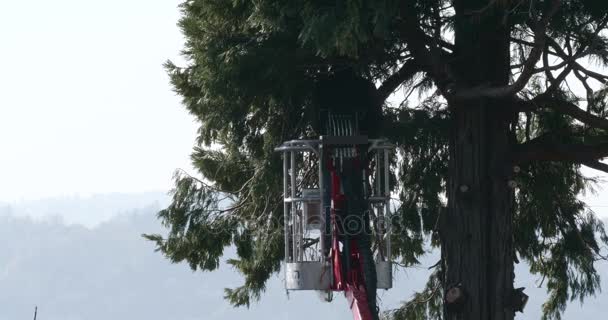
[516,97,608,131]
[377,59,423,103]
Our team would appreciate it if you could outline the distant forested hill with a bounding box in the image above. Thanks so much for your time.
[0,196,606,319]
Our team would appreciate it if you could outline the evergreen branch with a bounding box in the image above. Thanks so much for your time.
[180,164,259,197]
[405,283,442,306]
[516,97,608,131]
[377,59,422,103]
[385,270,442,320]
[513,139,608,163]
[396,2,455,95]
[427,259,441,270]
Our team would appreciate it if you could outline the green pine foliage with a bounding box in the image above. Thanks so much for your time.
[144,1,608,318]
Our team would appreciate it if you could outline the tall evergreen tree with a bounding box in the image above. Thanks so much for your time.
[144,1,608,319]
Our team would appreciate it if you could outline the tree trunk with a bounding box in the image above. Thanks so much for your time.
[442,103,515,320]
[440,2,516,319]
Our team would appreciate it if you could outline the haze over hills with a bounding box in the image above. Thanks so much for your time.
[0,192,169,228]
[0,192,607,320]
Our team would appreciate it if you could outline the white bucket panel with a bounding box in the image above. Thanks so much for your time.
[285,262,331,290]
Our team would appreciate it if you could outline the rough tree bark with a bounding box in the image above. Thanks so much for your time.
[440,1,516,319]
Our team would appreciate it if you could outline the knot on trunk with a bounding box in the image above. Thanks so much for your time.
[445,283,467,313]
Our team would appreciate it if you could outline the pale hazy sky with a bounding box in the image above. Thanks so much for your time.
[0,0,607,215]
[0,0,197,201]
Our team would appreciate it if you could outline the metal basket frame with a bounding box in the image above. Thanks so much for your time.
[276,137,394,290]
